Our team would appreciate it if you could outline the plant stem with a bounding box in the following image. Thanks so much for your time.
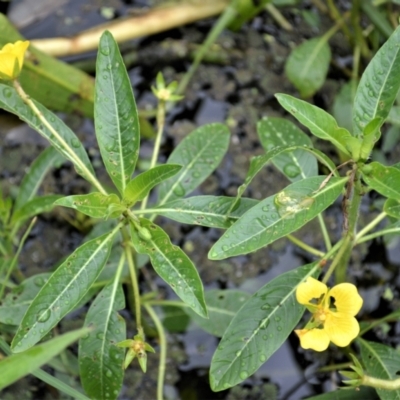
[359,309,400,336]
[146,299,188,308]
[141,99,166,212]
[320,10,351,45]
[122,226,142,333]
[362,374,400,390]
[326,0,352,43]
[265,3,292,31]
[318,214,332,251]
[13,80,106,195]
[317,362,352,373]
[144,304,167,400]
[0,217,36,300]
[176,3,237,96]
[287,234,325,257]
[333,168,363,284]
[354,212,387,243]
[351,0,370,58]
[322,235,351,284]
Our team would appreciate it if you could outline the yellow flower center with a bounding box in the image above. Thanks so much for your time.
[314,306,327,324]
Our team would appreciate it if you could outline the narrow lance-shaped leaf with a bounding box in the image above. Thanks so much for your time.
[184,289,251,337]
[284,37,331,98]
[0,84,96,183]
[209,176,347,260]
[157,123,230,205]
[359,339,400,400]
[384,198,400,219]
[123,164,182,206]
[230,145,337,213]
[276,93,353,156]
[11,229,116,352]
[210,263,320,391]
[15,146,65,211]
[79,283,125,400]
[0,327,91,391]
[11,195,62,225]
[55,192,122,219]
[257,117,318,181]
[0,273,51,326]
[333,79,357,133]
[303,387,378,400]
[362,161,400,201]
[130,218,207,318]
[353,25,400,137]
[151,196,258,229]
[95,31,140,195]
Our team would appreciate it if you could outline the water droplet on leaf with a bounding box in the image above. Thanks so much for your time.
[283,164,301,178]
[37,309,51,323]
[173,183,185,197]
[239,371,248,380]
[34,277,45,287]
[71,138,81,148]
[3,87,11,98]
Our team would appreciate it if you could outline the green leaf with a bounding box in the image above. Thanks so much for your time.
[130,218,207,318]
[209,263,319,391]
[0,84,96,183]
[359,339,400,400]
[384,198,400,218]
[276,94,353,156]
[11,230,116,352]
[353,25,400,136]
[157,123,230,205]
[123,164,182,206]
[230,146,337,214]
[209,176,347,259]
[79,284,125,400]
[358,117,383,160]
[11,195,62,225]
[0,327,91,391]
[332,80,357,133]
[0,273,51,326]
[184,289,251,337]
[54,192,122,219]
[14,147,65,211]
[95,31,140,195]
[152,196,258,229]
[257,117,318,181]
[362,161,400,200]
[284,37,331,98]
[160,306,191,333]
[161,305,190,333]
[304,387,378,400]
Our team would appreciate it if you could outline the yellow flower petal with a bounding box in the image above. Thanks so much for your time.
[0,53,16,78]
[327,283,363,316]
[324,312,360,347]
[0,40,30,80]
[296,277,327,306]
[295,328,330,352]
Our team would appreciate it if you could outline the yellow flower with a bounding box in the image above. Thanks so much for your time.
[294,277,363,352]
[0,41,30,80]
